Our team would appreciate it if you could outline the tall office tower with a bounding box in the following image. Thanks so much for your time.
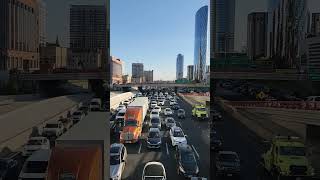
[38,0,47,47]
[210,0,215,60]
[194,6,209,81]
[144,70,154,83]
[69,5,106,70]
[311,13,320,36]
[187,65,194,81]
[247,12,268,61]
[0,0,40,73]
[267,0,307,68]
[132,63,144,83]
[176,54,184,80]
[111,56,123,84]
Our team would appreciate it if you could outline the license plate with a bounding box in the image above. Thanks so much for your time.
[227,174,233,177]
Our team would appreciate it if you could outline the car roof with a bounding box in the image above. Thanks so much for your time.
[178,144,193,152]
[149,128,160,132]
[110,143,123,154]
[118,109,126,113]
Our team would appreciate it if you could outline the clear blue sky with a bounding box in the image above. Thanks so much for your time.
[110,0,209,81]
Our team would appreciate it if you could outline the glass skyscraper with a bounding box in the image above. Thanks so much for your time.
[194,5,208,81]
[176,54,184,80]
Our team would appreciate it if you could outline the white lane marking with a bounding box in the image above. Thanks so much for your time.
[138,142,142,154]
[191,145,200,160]
[166,143,169,156]
[178,121,182,128]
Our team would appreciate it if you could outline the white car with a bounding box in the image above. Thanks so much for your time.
[158,100,165,106]
[153,106,161,113]
[164,108,173,116]
[110,143,127,180]
[116,105,126,112]
[150,110,160,119]
[150,101,157,109]
[123,100,130,106]
[169,126,187,147]
[116,109,126,122]
[22,137,50,156]
[142,162,167,180]
[42,122,64,137]
[169,100,176,106]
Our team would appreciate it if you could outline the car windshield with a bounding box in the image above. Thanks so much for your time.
[178,110,184,113]
[27,139,43,145]
[279,146,305,156]
[165,109,171,112]
[173,130,184,137]
[110,155,120,165]
[73,112,81,116]
[125,120,137,126]
[117,112,125,116]
[181,152,196,164]
[197,108,206,111]
[144,165,164,177]
[45,124,58,128]
[167,119,174,123]
[25,161,48,173]
[151,111,158,115]
[151,118,160,124]
[149,131,160,138]
[219,153,238,162]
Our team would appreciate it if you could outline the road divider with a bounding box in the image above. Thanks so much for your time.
[110,92,135,110]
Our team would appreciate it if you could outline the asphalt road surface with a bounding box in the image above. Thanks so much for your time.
[111,96,210,180]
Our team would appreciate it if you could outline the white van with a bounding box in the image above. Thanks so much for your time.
[19,149,51,180]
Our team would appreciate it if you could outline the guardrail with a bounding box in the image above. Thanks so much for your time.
[228,101,320,111]
[110,92,135,110]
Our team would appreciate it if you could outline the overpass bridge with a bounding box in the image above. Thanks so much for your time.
[113,83,209,88]
[211,72,313,81]
[11,72,107,81]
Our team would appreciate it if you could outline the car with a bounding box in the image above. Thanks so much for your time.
[215,151,241,177]
[22,137,50,157]
[110,143,127,180]
[71,110,85,124]
[153,106,162,113]
[0,152,23,180]
[149,117,161,129]
[164,108,173,116]
[116,109,126,123]
[170,100,176,106]
[171,104,180,110]
[150,110,160,119]
[176,144,199,177]
[164,117,176,129]
[169,126,187,147]
[142,162,167,180]
[177,109,186,119]
[116,105,126,112]
[158,100,165,106]
[192,105,208,120]
[58,117,73,132]
[210,132,222,151]
[78,105,89,115]
[147,128,162,149]
[212,109,222,121]
[123,100,130,106]
[42,122,64,137]
[150,101,158,109]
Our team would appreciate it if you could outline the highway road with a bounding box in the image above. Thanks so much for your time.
[111,95,210,180]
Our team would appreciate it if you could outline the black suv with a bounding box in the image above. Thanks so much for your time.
[176,144,199,178]
[215,151,241,177]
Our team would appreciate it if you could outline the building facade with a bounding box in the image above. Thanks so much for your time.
[187,65,194,81]
[301,36,320,79]
[38,0,46,47]
[40,44,67,72]
[144,70,153,83]
[247,12,268,61]
[111,56,123,84]
[0,0,40,73]
[132,63,144,81]
[69,5,106,70]
[311,13,320,36]
[194,6,209,81]
[122,75,131,84]
[176,54,184,80]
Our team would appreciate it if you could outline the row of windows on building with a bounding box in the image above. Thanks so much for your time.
[9,0,35,14]
[0,56,39,70]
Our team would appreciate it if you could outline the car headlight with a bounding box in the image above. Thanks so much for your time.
[179,166,185,173]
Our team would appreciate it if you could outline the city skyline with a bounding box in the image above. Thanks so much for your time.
[111,0,208,81]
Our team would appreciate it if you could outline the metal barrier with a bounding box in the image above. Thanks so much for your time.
[228,101,320,111]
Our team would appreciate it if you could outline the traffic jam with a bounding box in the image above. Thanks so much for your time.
[110,88,210,180]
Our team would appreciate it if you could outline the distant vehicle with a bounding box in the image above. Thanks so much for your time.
[177,109,186,119]
[153,106,162,113]
[150,117,161,129]
[215,151,241,177]
[72,110,85,124]
[0,152,23,180]
[192,105,208,120]
[116,104,126,112]
[123,100,130,106]
[19,149,51,180]
[150,101,158,109]
[176,144,199,178]
[116,109,126,123]
[170,100,176,106]
[110,143,127,180]
[164,117,176,130]
[142,162,167,180]
[42,122,64,137]
[58,117,73,132]
[147,128,162,149]
[22,137,50,157]
[158,100,165,106]
[120,97,149,143]
[171,104,180,110]
[261,136,314,179]
[79,105,89,115]
[164,108,173,116]
[150,110,160,119]
[169,126,187,147]
[90,98,102,111]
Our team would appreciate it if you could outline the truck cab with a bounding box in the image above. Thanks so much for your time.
[261,136,314,179]
[192,105,208,120]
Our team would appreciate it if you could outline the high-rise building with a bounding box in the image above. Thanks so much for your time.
[187,65,194,81]
[0,0,40,73]
[212,0,235,54]
[247,12,268,61]
[38,0,47,47]
[132,63,144,82]
[301,36,320,79]
[267,0,307,68]
[176,54,184,80]
[40,43,67,71]
[111,56,123,84]
[311,13,320,36]
[69,5,106,70]
[194,6,209,81]
[144,70,153,83]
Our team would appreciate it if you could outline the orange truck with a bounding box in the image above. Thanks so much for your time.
[120,97,148,143]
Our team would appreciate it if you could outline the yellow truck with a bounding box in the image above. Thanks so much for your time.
[260,136,314,179]
[192,104,208,120]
